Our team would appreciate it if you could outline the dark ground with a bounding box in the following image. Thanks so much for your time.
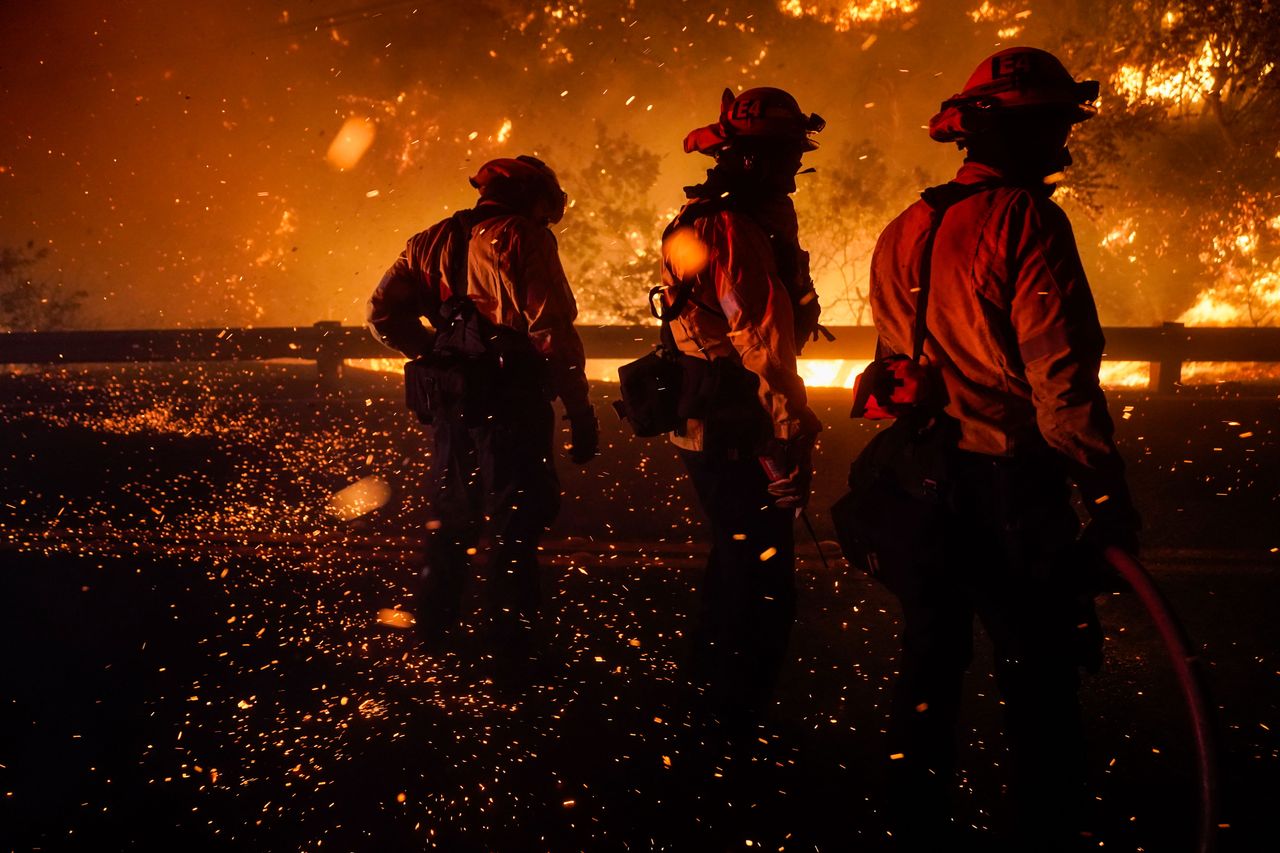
[1,363,1278,852]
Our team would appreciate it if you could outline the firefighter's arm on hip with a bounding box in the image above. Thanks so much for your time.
[711,216,820,507]
[366,231,441,359]
[515,223,593,418]
[1006,195,1139,543]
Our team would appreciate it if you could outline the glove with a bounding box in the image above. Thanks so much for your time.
[1085,492,1142,559]
[567,409,600,465]
[1072,463,1141,557]
[1057,495,1141,598]
[761,432,816,512]
[1060,527,1132,597]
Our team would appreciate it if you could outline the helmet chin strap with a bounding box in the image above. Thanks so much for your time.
[1039,145,1073,185]
[964,132,1073,186]
[717,140,805,193]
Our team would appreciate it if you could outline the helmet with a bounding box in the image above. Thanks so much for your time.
[684,87,825,156]
[470,155,566,223]
[929,47,1100,143]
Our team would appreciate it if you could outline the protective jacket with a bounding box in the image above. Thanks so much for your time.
[368,204,592,418]
[661,194,817,450]
[869,161,1126,507]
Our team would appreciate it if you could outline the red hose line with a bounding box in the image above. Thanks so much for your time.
[1102,546,1219,853]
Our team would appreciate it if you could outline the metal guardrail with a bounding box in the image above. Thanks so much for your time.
[3,321,1280,393]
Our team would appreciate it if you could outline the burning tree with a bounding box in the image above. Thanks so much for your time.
[0,242,82,332]
[968,0,1280,325]
[797,140,924,324]
[1078,1,1280,326]
[557,125,666,325]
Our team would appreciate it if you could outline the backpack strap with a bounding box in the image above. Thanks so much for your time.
[445,212,471,301]
[651,197,729,324]
[910,181,1002,363]
[911,211,943,363]
[437,209,489,303]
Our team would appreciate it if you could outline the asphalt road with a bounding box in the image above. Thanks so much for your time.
[1,364,1277,851]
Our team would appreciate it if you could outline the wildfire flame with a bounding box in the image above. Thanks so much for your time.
[351,358,1182,391]
[1112,41,1218,108]
[778,0,920,30]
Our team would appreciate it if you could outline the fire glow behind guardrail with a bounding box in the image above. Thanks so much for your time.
[349,358,1280,390]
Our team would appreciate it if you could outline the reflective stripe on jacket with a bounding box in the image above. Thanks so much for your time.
[661,203,816,450]
[869,161,1126,501]
[367,206,591,418]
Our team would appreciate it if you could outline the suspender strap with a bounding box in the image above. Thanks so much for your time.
[446,211,471,298]
[911,210,944,363]
[651,197,730,326]
[908,180,1004,363]
[436,208,514,308]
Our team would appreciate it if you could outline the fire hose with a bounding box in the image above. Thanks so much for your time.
[1102,546,1219,853]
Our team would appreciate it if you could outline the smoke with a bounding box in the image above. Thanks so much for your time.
[1,1,1275,330]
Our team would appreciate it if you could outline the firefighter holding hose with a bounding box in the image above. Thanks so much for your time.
[858,49,1141,849]
[368,156,598,662]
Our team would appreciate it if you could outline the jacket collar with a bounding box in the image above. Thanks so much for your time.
[954,160,1058,196]
[954,160,1010,185]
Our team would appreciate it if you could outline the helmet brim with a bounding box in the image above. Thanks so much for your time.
[928,93,1098,143]
[683,124,729,156]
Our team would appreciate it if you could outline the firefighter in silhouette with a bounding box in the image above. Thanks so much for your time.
[659,87,826,728]
[863,49,1140,849]
[368,155,598,655]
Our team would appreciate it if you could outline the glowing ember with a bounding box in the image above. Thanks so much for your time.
[377,608,416,629]
[327,476,392,521]
[662,227,710,280]
[326,116,377,171]
[3,359,1278,850]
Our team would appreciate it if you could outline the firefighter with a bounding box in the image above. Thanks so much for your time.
[865,48,1140,849]
[661,87,825,729]
[367,155,598,657]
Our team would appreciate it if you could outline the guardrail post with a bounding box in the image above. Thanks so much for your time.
[313,321,344,393]
[1150,321,1186,394]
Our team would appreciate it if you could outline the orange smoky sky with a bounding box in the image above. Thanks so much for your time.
[5,2,1270,331]
[0,1,989,328]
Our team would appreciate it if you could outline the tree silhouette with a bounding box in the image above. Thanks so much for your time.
[797,140,923,325]
[556,125,666,325]
[965,0,1280,324]
[1,242,84,331]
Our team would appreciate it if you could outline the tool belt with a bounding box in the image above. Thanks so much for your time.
[615,194,816,448]
[613,345,684,437]
[678,353,772,454]
[614,347,770,451]
[405,296,550,426]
